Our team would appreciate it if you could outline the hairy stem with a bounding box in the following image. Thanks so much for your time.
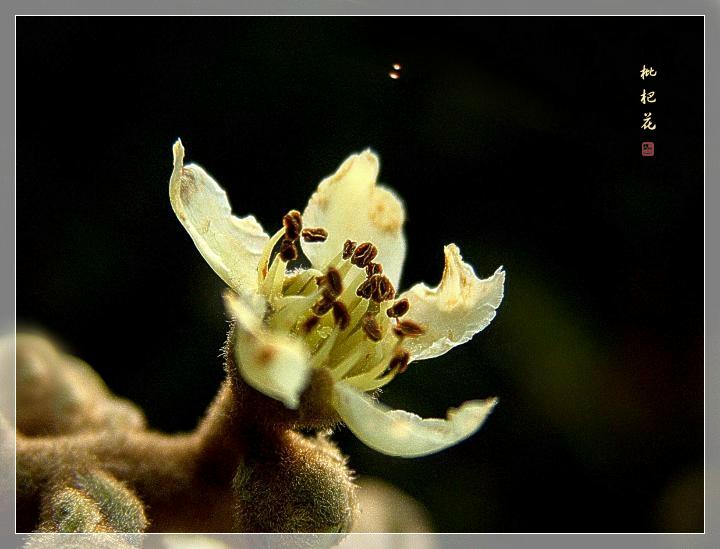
[17,328,354,533]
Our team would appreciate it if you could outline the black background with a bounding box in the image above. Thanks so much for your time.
[17,17,703,532]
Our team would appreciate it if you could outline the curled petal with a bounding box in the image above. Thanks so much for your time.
[332,382,497,458]
[302,151,407,287]
[400,244,505,361]
[170,139,269,293]
[223,291,311,409]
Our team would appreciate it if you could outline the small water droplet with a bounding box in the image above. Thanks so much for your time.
[318,325,333,338]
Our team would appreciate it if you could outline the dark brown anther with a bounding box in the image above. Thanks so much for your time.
[301,227,328,242]
[361,314,383,342]
[282,210,303,241]
[312,296,334,316]
[342,239,357,260]
[323,267,343,297]
[279,238,298,261]
[302,315,321,333]
[395,319,425,337]
[351,242,378,268]
[388,350,410,374]
[332,301,351,330]
[371,275,395,303]
[356,277,374,299]
[321,288,338,302]
[366,262,383,276]
[358,274,395,303]
[386,298,410,318]
[316,267,343,297]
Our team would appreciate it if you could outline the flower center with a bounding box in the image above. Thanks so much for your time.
[255,210,423,392]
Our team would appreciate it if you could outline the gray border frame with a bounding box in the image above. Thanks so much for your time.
[4,3,716,548]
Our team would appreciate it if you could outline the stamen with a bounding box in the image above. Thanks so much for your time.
[372,275,395,303]
[283,268,323,297]
[361,313,383,342]
[321,288,338,301]
[316,267,343,298]
[394,319,425,337]
[279,238,298,261]
[366,262,383,276]
[351,242,378,268]
[273,294,318,332]
[335,298,370,345]
[301,227,328,242]
[332,301,350,330]
[356,274,395,303]
[342,240,357,260]
[388,350,410,374]
[302,315,321,333]
[282,210,303,241]
[312,296,334,316]
[356,277,374,299]
[326,268,343,296]
[386,298,410,318]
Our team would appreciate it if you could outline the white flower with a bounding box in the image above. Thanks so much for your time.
[169,140,505,458]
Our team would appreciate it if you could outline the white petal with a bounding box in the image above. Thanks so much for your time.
[302,151,407,286]
[400,244,505,361]
[332,382,497,458]
[223,291,311,409]
[169,140,269,293]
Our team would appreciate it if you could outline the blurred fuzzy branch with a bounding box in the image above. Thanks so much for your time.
[13,331,358,534]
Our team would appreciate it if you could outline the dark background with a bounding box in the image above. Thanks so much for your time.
[17,17,703,532]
